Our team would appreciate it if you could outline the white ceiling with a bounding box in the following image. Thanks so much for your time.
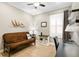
[7,2,72,15]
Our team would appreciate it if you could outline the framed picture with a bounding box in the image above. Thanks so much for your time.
[41,22,47,27]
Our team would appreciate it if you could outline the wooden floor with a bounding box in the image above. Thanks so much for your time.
[12,44,56,57]
[1,37,79,57]
[0,39,56,57]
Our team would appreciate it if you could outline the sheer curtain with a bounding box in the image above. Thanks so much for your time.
[50,12,64,39]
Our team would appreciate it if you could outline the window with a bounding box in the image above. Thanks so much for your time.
[50,13,64,39]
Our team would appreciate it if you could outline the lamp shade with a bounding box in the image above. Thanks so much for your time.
[29,26,38,35]
[65,24,79,32]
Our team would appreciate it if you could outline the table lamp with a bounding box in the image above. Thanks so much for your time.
[29,26,37,37]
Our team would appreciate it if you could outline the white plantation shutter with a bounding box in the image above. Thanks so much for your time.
[50,12,64,39]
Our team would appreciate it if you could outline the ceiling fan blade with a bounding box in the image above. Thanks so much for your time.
[27,3,33,5]
[40,4,45,7]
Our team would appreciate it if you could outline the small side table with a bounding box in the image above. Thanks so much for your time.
[39,35,49,41]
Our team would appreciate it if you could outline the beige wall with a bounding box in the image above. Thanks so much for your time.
[33,6,71,35]
[0,3,71,50]
[33,13,49,35]
[72,2,79,10]
[0,3,33,50]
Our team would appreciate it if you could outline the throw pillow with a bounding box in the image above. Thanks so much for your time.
[27,34,31,39]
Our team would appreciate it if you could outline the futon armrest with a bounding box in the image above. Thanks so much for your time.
[4,42,11,53]
[4,43,11,48]
[31,37,36,44]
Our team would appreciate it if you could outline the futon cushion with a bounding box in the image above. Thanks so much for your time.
[3,32,28,43]
[7,38,35,49]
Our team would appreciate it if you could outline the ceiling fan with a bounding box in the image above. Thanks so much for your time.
[27,2,45,9]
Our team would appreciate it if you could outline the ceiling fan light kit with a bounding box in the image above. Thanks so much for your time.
[33,2,40,7]
[27,2,45,9]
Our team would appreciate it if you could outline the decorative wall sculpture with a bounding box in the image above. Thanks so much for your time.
[11,20,25,28]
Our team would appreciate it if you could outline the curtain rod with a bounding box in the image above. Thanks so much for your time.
[72,9,79,12]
